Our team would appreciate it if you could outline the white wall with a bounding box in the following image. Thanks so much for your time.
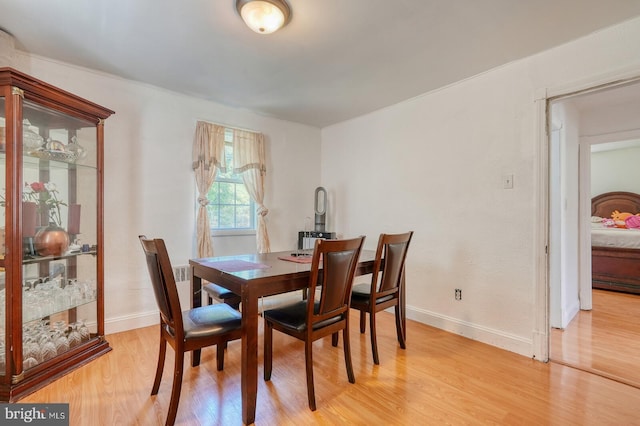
[592,146,640,196]
[1,38,322,333]
[321,17,640,357]
[579,87,640,197]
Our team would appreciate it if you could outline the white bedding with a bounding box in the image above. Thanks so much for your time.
[591,225,640,249]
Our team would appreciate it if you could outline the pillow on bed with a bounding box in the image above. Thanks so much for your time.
[626,215,640,229]
[591,216,602,223]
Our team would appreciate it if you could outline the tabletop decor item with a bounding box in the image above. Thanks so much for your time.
[34,224,70,257]
[23,181,67,227]
[24,181,70,256]
[22,119,44,151]
[66,136,87,162]
[28,135,87,164]
[1,182,68,256]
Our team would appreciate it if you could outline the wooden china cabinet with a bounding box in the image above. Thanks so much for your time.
[0,68,113,401]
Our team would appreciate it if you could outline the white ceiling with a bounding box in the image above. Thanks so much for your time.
[2,0,640,128]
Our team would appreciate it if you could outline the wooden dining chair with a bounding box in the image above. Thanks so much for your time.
[139,236,242,426]
[350,231,413,365]
[263,236,365,411]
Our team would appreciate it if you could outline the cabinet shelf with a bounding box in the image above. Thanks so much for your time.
[0,151,97,170]
[0,251,97,269]
[22,250,97,265]
[23,294,97,324]
[17,153,97,171]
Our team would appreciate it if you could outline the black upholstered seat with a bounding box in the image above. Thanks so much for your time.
[262,300,345,332]
[203,282,241,310]
[179,304,241,339]
[350,283,394,305]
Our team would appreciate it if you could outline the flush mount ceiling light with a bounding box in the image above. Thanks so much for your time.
[236,0,291,34]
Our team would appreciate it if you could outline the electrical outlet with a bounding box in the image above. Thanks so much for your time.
[455,288,462,300]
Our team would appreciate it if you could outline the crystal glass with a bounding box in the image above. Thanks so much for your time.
[66,136,87,162]
[22,119,44,151]
[23,340,40,364]
[78,320,91,342]
[40,338,57,362]
[67,323,82,348]
[54,321,70,355]
[23,357,39,370]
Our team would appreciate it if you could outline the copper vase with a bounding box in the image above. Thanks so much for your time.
[34,223,70,256]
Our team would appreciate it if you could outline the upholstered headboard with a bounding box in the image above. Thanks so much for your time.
[591,191,640,218]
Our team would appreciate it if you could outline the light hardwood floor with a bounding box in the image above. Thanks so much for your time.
[23,309,640,425]
[550,288,640,389]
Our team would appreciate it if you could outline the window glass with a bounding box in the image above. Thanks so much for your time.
[206,129,255,231]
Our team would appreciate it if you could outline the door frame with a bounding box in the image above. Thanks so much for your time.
[533,69,640,361]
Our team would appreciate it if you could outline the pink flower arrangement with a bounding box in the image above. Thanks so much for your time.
[22,182,67,226]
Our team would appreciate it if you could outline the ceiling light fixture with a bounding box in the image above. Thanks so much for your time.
[236,0,291,34]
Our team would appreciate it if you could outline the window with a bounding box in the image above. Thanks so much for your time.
[206,129,255,231]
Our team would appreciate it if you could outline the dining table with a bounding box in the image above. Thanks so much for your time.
[189,249,405,425]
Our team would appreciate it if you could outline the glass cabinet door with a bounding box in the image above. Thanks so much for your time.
[20,100,98,370]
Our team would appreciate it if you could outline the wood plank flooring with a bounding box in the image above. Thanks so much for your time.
[23,310,640,425]
[550,288,640,388]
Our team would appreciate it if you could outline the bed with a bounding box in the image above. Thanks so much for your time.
[591,191,640,294]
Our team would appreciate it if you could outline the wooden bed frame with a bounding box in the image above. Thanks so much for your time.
[591,191,640,294]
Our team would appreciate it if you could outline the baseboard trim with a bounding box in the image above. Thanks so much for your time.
[105,310,158,335]
[406,305,534,358]
[105,304,535,358]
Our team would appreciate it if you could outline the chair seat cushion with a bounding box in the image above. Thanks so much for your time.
[181,303,241,339]
[203,283,239,300]
[263,300,342,332]
[351,283,394,305]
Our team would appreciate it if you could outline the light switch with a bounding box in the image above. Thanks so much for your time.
[503,174,514,189]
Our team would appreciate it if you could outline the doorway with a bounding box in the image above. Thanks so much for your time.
[547,80,640,387]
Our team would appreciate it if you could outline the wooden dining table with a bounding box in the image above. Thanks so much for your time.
[189,249,401,425]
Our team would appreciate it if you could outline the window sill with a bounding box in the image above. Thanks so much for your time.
[211,229,256,237]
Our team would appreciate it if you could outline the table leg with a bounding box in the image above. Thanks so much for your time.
[241,289,259,424]
[191,270,202,366]
[191,269,202,309]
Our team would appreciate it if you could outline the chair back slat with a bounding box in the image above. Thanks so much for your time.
[139,236,183,333]
[375,232,414,296]
[309,236,365,322]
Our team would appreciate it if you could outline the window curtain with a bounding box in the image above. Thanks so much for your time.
[192,121,226,257]
[233,129,271,253]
